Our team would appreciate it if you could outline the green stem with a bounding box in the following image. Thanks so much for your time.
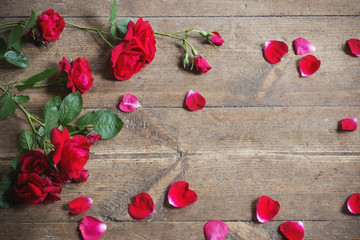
[0,22,19,30]
[154,31,198,55]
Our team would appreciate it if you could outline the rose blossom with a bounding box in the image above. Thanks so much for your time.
[194,56,212,73]
[36,9,65,42]
[209,32,224,46]
[19,149,49,175]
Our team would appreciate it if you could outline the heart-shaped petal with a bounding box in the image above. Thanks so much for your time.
[119,94,141,112]
[168,181,197,207]
[256,195,280,223]
[340,118,357,131]
[347,193,360,214]
[204,220,229,240]
[264,40,288,64]
[280,221,305,240]
[185,90,206,111]
[300,55,321,77]
[128,192,156,219]
[293,37,316,55]
[69,196,93,214]
[346,39,360,57]
[79,216,107,240]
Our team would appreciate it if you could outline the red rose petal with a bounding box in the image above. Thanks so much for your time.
[280,221,305,240]
[299,55,321,77]
[347,193,360,214]
[79,216,107,240]
[168,181,197,207]
[204,220,229,240]
[340,118,357,131]
[346,39,360,57]
[59,56,71,72]
[119,94,141,112]
[185,90,206,111]
[69,196,93,214]
[256,195,280,223]
[128,192,156,219]
[293,37,316,55]
[264,40,288,64]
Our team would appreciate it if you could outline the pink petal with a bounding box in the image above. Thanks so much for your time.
[185,90,206,111]
[264,40,288,64]
[346,39,360,57]
[79,216,107,240]
[299,55,321,77]
[204,220,229,240]
[256,195,280,223]
[69,196,93,214]
[119,94,141,112]
[347,193,360,214]
[168,181,197,207]
[293,37,316,55]
[280,221,305,240]
[59,56,71,72]
[340,118,357,131]
[128,192,156,219]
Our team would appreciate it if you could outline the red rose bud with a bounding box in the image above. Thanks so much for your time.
[19,149,49,175]
[194,56,212,73]
[36,9,65,42]
[59,56,71,72]
[86,125,95,132]
[86,133,102,145]
[72,168,89,183]
[67,57,94,95]
[340,118,357,131]
[208,32,224,46]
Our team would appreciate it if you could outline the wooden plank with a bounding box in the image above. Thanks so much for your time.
[0,0,359,17]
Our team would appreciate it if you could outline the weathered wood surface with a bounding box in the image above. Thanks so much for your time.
[1,0,360,239]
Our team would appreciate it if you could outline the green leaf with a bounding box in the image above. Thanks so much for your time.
[11,153,22,172]
[23,8,38,33]
[59,92,83,124]
[17,129,34,152]
[43,96,62,118]
[111,25,118,38]
[12,39,23,52]
[116,18,133,35]
[36,126,46,148]
[8,26,24,48]
[4,50,29,68]
[16,66,58,91]
[0,170,17,208]
[44,106,59,137]
[0,93,16,121]
[0,37,7,58]
[109,0,118,24]
[14,95,30,104]
[77,110,124,139]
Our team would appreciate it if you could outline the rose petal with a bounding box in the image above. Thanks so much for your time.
[346,39,360,57]
[299,55,321,77]
[347,193,360,214]
[264,40,288,64]
[204,220,229,240]
[119,94,141,112]
[256,195,280,223]
[168,181,197,207]
[280,221,305,240]
[69,196,93,214]
[79,216,107,240]
[185,90,206,111]
[293,37,316,55]
[59,56,71,72]
[128,192,156,219]
[340,118,357,131]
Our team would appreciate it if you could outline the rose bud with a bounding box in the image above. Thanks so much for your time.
[194,56,212,73]
[208,32,224,46]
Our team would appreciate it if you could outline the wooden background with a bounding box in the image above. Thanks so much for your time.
[1,0,360,239]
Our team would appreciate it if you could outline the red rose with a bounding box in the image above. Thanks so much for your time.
[110,18,156,80]
[209,32,224,46]
[51,127,91,179]
[19,149,49,175]
[71,168,89,183]
[37,9,65,42]
[50,165,70,186]
[194,56,212,73]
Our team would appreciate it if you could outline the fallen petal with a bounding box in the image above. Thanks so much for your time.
[256,195,280,223]
[300,55,321,77]
[168,181,197,207]
[204,220,229,240]
[347,193,360,214]
[346,39,360,57]
[340,118,357,131]
[280,221,305,240]
[293,37,316,55]
[185,90,206,111]
[79,216,107,240]
[119,94,141,112]
[128,192,156,219]
[264,40,288,64]
[69,196,93,214]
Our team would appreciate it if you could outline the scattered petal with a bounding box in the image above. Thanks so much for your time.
[69,196,93,214]
[185,90,206,111]
[168,181,197,207]
[347,193,360,214]
[340,118,357,131]
[79,216,107,240]
[256,195,280,223]
[128,192,156,219]
[299,55,321,77]
[59,56,71,72]
[293,37,316,55]
[264,40,288,64]
[119,94,141,112]
[346,39,360,57]
[204,220,229,240]
[280,221,305,240]
[87,133,102,145]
